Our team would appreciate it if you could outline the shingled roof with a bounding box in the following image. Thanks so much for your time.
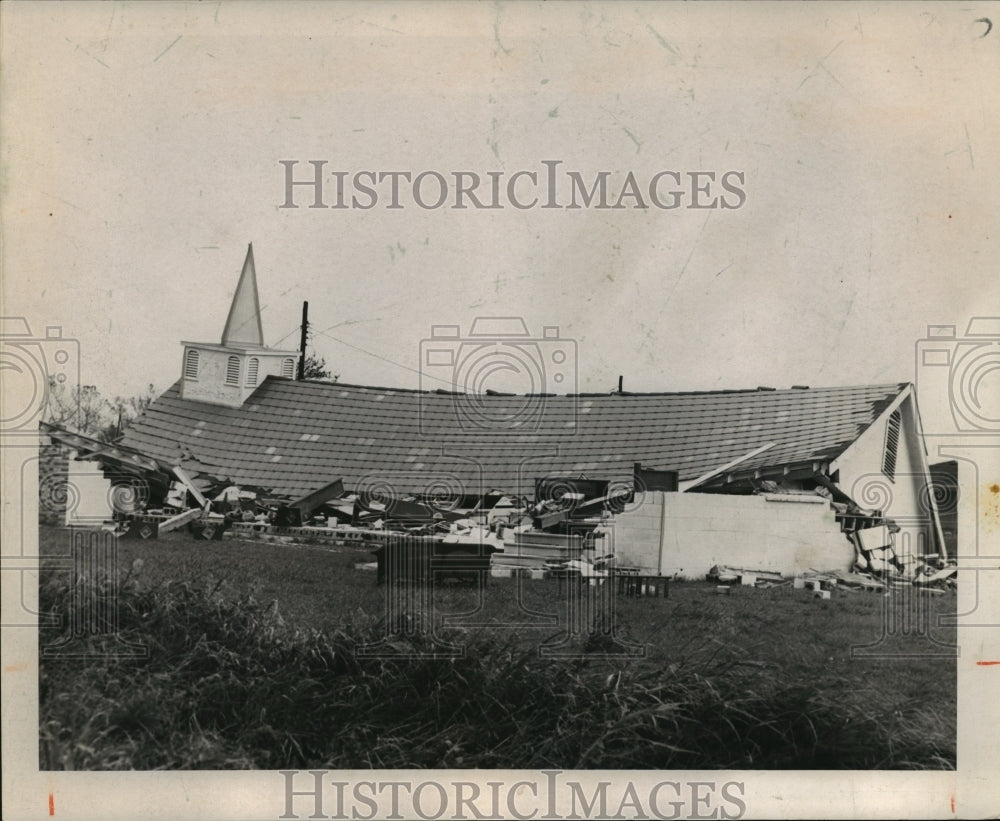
[118,379,907,498]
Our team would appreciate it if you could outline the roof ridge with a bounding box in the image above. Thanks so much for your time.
[256,375,907,399]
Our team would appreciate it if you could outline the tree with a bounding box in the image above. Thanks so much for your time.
[107,383,157,440]
[303,354,338,382]
[45,379,157,442]
[109,383,156,421]
[46,379,113,438]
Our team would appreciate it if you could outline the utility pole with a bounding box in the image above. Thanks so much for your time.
[297,301,309,380]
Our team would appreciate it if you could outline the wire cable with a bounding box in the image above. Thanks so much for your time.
[312,327,456,387]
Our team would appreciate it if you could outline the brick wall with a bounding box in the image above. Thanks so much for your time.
[38,442,70,525]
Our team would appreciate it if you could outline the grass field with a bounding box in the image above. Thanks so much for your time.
[37,525,956,770]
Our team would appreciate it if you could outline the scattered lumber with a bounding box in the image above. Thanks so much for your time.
[157,507,202,535]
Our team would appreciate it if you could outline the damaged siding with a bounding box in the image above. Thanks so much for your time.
[833,391,939,557]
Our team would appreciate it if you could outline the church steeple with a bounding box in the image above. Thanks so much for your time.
[221,243,265,348]
[179,244,300,407]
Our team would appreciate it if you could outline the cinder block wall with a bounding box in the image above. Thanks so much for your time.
[614,492,854,578]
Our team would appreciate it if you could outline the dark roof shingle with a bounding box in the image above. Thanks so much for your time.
[119,379,906,497]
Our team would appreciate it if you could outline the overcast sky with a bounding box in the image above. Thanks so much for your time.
[3,2,997,409]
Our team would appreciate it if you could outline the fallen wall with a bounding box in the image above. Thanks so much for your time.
[614,491,854,578]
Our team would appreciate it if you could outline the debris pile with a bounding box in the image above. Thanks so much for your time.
[793,561,957,597]
[706,565,786,588]
[41,422,955,596]
[488,478,618,580]
[491,530,586,579]
[828,499,956,594]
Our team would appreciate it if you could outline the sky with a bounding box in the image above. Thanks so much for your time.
[3,1,998,408]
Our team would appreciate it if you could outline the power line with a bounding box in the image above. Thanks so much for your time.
[270,325,303,347]
[311,327,456,387]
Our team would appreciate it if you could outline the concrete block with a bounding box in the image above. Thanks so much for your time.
[858,525,891,552]
[813,590,831,600]
[793,577,807,589]
[491,564,546,581]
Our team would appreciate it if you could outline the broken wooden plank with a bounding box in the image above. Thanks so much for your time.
[914,565,957,585]
[857,525,892,552]
[41,421,163,473]
[285,478,345,518]
[679,443,777,492]
[532,507,571,530]
[157,507,203,534]
[172,465,209,510]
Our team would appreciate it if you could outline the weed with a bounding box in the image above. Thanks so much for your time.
[37,526,955,770]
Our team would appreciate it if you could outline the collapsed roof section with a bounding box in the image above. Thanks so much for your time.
[117,379,909,498]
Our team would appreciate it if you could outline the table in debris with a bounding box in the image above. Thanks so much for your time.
[616,573,669,598]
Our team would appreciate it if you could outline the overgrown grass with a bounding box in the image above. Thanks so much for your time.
[37,526,956,770]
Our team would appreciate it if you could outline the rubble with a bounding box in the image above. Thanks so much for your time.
[707,565,784,587]
[487,477,625,580]
[273,479,345,527]
[40,421,955,599]
[791,560,956,596]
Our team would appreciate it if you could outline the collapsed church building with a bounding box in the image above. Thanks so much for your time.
[42,246,954,592]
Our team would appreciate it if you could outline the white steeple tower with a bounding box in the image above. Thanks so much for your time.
[221,244,265,348]
[178,244,300,407]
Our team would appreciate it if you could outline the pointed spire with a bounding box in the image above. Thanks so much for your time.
[221,243,265,347]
